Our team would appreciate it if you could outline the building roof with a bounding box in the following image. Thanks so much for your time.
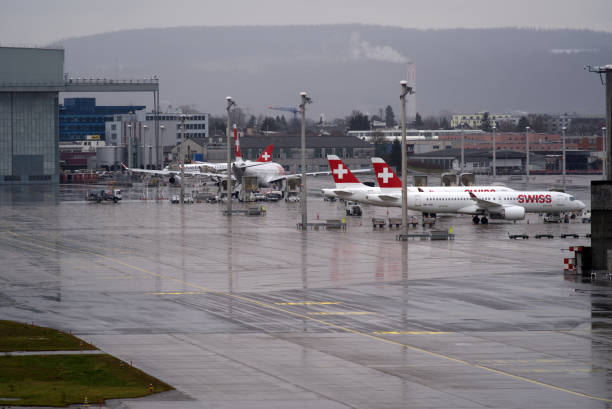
[412,149,527,160]
[228,135,372,149]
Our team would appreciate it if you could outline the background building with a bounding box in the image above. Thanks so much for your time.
[451,113,517,129]
[99,111,209,169]
[59,98,145,142]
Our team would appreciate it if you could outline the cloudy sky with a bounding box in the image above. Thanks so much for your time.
[1,0,611,45]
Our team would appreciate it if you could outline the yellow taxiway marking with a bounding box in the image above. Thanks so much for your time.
[275,301,341,306]
[514,368,595,374]
[307,311,375,316]
[152,292,206,295]
[5,231,612,404]
[478,359,568,365]
[373,331,450,335]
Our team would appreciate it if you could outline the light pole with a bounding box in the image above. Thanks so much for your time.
[159,125,165,169]
[561,126,566,190]
[603,127,607,180]
[492,125,497,178]
[299,91,312,229]
[226,97,236,214]
[525,126,530,180]
[400,80,413,234]
[143,125,149,169]
[127,123,132,168]
[460,123,465,175]
[179,114,186,205]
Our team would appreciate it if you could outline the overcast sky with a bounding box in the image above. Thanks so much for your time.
[1,0,611,45]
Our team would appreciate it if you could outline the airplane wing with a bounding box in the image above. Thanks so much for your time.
[377,194,400,202]
[122,164,176,176]
[122,164,236,182]
[272,168,371,183]
[467,191,503,209]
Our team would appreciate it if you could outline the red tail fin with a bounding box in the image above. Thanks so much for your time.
[233,125,242,159]
[371,157,402,189]
[327,155,361,184]
[256,145,274,162]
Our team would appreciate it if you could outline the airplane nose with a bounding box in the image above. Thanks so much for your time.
[577,200,586,210]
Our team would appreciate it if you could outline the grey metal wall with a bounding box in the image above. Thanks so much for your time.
[0,47,64,86]
[0,92,59,184]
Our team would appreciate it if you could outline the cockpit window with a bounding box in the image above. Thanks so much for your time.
[569,196,576,201]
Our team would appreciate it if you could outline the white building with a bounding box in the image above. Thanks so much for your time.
[104,110,209,168]
[451,113,518,129]
[105,110,209,148]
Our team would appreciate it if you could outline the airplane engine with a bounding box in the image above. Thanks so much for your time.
[168,175,181,186]
[232,163,246,180]
[490,206,525,220]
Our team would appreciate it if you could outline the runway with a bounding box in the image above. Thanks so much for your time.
[1,175,610,408]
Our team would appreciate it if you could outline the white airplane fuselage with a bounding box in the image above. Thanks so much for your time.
[241,161,287,187]
[324,185,515,207]
[367,190,585,219]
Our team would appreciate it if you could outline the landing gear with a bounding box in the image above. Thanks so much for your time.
[472,215,480,225]
[481,216,488,225]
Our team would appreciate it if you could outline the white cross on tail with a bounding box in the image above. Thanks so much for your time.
[378,167,392,184]
[333,164,348,179]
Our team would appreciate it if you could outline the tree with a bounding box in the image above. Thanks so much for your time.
[209,116,226,136]
[481,112,492,132]
[279,115,288,131]
[389,139,402,169]
[516,116,529,132]
[528,114,547,133]
[371,131,387,157]
[260,116,278,133]
[439,117,450,129]
[385,105,396,127]
[347,110,370,131]
[413,112,424,129]
[247,115,256,128]
[178,104,199,114]
[423,116,440,129]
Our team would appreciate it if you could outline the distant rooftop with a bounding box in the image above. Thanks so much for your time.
[0,44,64,50]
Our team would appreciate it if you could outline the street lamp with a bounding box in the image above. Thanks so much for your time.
[525,126,531,180]
[603,127,608,180]
[126,123,133,168]
[226,97,236,214]
[460,123,465,175]
[159,125,166,169]
[561,126,566,190]
[492,125,496,178]
[299,91,312,229]
[143,125,149,169]
[400,80,414,234]
[179,114,186,205]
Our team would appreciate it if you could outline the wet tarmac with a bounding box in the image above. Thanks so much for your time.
[1,175,611,408]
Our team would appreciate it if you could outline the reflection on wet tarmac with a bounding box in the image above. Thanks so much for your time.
[0,175,609,408]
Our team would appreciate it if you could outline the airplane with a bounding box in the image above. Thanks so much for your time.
[367,158,585,223]
[123,125,274,186]
[321,155,514,205]
[321,155,382,204]
[370,157,516,194]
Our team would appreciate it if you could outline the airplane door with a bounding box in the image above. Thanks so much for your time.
[415,194,422,207]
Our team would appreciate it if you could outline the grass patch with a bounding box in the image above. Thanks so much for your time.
[0,354,173,407]
[0,320,96,352]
